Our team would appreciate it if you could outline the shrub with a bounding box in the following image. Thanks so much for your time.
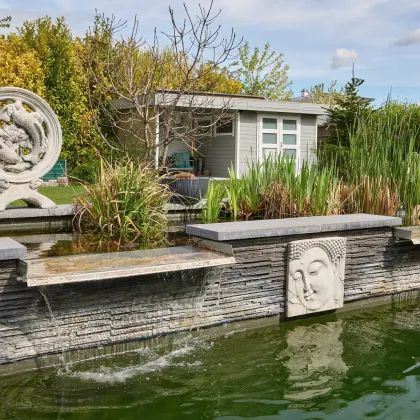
[74,158,172,245]
[71,162,99,184]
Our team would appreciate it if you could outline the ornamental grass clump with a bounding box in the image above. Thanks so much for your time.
[202,131,419,225]
[74,159,171,245]
[202,155,342,223]
[321,106,420,223]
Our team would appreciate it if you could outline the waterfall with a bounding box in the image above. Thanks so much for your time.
[38,286,70,371]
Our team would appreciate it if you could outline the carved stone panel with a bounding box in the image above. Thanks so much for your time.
[0,87,62,210]
[286,237,346,318]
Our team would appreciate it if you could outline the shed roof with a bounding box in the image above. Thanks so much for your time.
[112,91,328,116]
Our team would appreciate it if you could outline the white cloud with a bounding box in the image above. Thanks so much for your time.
[393,28,420,46]
[331,48,360,69]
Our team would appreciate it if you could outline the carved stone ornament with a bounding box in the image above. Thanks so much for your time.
[0,87,62,211]
[286,237,346,318]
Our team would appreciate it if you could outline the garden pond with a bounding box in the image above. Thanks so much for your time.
[1,228,192,259]
[1,294,420,419]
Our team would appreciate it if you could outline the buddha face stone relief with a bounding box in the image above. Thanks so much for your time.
[286,237,346,318]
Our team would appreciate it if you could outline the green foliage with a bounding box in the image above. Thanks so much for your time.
[231,42,292,100]
[0,35,45,95]
[74,158,172,244]
[203,112,420,226]
[194,64,242,94]
[307,81,343,106]
[0,16,11,29]
[375,100,420,150]
[86,15,242,98]
[0,12,245,169]
[201,181,226,223]
[18,17,101,168]
[320,107,420,223]
[326,77,373,147]
[202,155,340,223]
[84,13,243,163]
[71,162,99,184]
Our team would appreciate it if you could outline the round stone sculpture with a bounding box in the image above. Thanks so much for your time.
[0,87,62,211]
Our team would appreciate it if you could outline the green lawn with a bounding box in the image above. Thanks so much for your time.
[9,185,85,207]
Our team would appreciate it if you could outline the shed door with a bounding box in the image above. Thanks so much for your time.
[258,114,301,170]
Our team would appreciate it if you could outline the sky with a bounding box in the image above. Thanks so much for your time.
[2,0,420,104]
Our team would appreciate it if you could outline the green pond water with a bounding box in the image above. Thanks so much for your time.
[2,296,420,420]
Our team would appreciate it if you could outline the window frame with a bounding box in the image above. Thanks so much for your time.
[168,114,186,140]
[194,116,214,138]
[214,115,235,137]
[258,114,301,171]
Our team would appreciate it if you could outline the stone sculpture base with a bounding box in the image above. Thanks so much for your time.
[0,182,57,211]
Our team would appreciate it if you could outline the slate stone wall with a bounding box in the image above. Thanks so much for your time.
[0,227,419,364]
[224,227,420,314]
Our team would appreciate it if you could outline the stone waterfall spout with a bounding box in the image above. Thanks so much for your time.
[0,87,62,211]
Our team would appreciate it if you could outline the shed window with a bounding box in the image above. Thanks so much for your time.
[284,149,296,158]
[263,133,277,144]
[283,134,297,145]
[215,117,234,136]
[195,118,213,136]
[263,118,277,130]
[283,120,297,131]
[263,148,277,158]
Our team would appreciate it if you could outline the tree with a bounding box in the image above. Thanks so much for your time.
[327,77,373,147]
[231,41,292,100]
[306,81,343,107]
[194,63,242,94]
[85,1,241,167]
[18,17,100,167]
[0,35,45,95]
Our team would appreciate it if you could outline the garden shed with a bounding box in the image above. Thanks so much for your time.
[113,92,327,177]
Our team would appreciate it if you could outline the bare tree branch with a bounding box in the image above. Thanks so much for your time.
[85,2,242,169]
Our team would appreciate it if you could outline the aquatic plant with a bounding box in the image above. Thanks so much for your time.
[74,158,171,244]
[202,106,420,225]
[201,181,226,223]
[323,106,420,223]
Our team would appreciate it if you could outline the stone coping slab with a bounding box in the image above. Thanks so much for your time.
[394,226,420,245]
[0,237,27,260]
[0,204,74,220]
[186,214,402,241]
[0,203,203,220]
[26,245,235,287]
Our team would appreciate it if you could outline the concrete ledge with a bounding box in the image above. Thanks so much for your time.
[186,214,402,241]
[26,245,236,287]
[0,204,203,219]
[394,226,420,245]
[0,237,27,260]
[0,204,75,220]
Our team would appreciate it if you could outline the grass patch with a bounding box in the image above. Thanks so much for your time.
[8,185,85,207]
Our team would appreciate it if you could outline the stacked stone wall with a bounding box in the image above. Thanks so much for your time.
[1,227,419,364]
